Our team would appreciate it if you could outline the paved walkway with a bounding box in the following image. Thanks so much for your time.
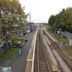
[0,31,35,72]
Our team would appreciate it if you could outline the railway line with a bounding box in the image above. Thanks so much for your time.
[43,30,72,72]
[30,28,72,72]
[34,30,52,72]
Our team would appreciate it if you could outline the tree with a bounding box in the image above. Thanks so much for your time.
[0,0,27,52]
[48,7,72,32]
[48,15,56,26]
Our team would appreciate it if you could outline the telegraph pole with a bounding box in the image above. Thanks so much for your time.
[29,14,31,22]
[27,13,31,22]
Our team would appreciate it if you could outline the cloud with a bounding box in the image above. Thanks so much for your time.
[20,0,72,22]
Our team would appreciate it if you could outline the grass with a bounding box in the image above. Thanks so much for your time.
[64,46,72,56]
[0,48,19,59]
[7,48,19,56]
[53,34,72,56]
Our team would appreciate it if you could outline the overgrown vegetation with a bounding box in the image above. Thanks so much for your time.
[64,46,72,56]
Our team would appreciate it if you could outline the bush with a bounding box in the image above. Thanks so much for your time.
[11,32,23,47]
[0,48,19,59]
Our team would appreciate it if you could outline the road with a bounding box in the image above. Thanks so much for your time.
[0,31,35,72]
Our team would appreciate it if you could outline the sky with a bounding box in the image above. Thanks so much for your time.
[19,0,72,23]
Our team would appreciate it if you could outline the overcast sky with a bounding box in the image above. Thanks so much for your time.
[19,0,72,23]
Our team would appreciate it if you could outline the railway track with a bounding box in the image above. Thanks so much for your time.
[34,30,52,72]
[43,30,72,72]
[33,28,72,72]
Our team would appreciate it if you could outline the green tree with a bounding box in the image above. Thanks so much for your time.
[48,8,72,32]
[0,0,27,52]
